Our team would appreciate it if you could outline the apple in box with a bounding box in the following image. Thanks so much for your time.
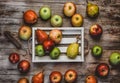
[49,29,62,44]
[43,39,55,53]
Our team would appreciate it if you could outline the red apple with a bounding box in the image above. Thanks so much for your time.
[49,71,62,83]
[63,2,76,17]
[85,75,97,83]
[43,39,55,53]
[36,29,48,44]
[49,29,62,44]
[23,10,38,24]
[89,24,103,39]
[18,60,30,73]
[18,25,32,41]
[95,63,110,78]
[9,53,20,64]
[64,69,77,83]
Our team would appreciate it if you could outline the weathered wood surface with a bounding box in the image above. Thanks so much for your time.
[0,0,120,83]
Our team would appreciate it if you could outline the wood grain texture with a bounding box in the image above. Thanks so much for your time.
[0,0,120,83]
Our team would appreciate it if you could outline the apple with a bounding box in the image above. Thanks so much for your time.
[35,44,45,57]
[63,2,76,17]
[36,29,48,44]
[109,52,120,66]
[91,45,103,58]
[39,6,51,20]
[9,53,20,64]
[49,29,62,44]
[43,39,55,53]
[50,15,63,27]
[50,47,61,59]
[89,24,103,39]
[85,75,97,83]
[64,69,77,83]
[18,25,32,41]
[71,14,83,27]
[23,10,38,24]
[49,71,62,83]
[95,63,110,78]
[18,78,29,83]
[86,2,99,18]
[18,60,30,73]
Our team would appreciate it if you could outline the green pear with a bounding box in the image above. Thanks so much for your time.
[86,2,99,18]
[66,42,79,59]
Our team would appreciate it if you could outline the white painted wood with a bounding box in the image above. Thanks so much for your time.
[32,27,84,62]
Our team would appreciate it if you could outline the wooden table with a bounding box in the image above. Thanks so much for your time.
[0,0,120,83]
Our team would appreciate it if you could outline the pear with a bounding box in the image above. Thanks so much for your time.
[86,2,99,18]
[67,42,79,59]
[66,36,80,59]
[32,70,44,83]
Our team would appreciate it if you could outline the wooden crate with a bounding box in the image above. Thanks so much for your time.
[32,27,84,62]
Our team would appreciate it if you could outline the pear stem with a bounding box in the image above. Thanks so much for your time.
[76,35,80,43]
[86,0,88,4]
[41,69,45,73]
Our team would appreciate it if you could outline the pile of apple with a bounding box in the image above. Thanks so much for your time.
[35,29,62,59]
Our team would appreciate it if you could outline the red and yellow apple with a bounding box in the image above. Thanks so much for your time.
[18,25,32,41]
[64,69,77,83]
[95,63,110,78]
[23,10,38,24]
[49,71,62,83]
[89,24,103,39]
[18,60,30,73]
[63,2,76,17]
[49,29,62,44]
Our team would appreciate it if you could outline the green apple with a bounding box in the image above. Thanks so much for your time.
[50,47,61,59]
[50,15,63,27]
[35,45,45,57]
[18,25,32,41]
[91,45,102,57]
[39,6,51,20]
[109,52,120,66]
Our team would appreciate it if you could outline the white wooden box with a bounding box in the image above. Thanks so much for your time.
[32,27,84,62]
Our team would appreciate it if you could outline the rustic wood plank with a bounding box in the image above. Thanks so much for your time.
[0,0,120,83]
